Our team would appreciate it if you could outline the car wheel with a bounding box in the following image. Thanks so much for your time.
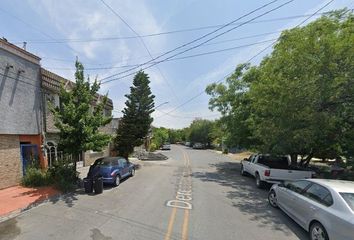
[130,168,135,177]
[268,190,278,208]
[310,222,329,240]
[255,173,265,189]
[113,175,120,187]
[240,165,247,176]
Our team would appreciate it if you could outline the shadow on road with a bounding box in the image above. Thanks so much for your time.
[192,161,309,240]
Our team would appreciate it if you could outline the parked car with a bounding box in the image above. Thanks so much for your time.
[192,143,204,149]
[87,157,135,186]
[185,141,191,147]
[161,143,171,150]
[240,154,314,188]
[268,179,354,240]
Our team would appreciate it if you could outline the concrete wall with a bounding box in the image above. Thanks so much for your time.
[0,135,22,189]
[0,48,42,135]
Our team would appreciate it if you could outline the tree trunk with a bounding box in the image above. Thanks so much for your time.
[300,152,314,168]
[290,154,298,166]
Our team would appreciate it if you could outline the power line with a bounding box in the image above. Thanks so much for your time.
[40,30,283,69]
[99,0,282,82]
[0,7,80,57]
[154,109,220,119]
[101,0,294,84]
[43,38,277,71]
[156,0,336,120]
[7,10,341,44]
[0,70,42,93]
[99,0,182,105]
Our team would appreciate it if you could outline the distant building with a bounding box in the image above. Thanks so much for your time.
[41,68,114,167]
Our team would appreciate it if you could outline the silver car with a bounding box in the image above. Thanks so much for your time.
[268,179,354,240]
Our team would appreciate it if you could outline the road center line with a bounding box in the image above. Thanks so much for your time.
[181,208,190,240]
[164,147,192,240]
[164,207,177,240]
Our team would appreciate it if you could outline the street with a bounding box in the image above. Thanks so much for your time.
[0,145,308,240]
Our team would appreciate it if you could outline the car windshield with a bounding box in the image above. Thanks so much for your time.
[95,159,112,166]
[340,193,354,211]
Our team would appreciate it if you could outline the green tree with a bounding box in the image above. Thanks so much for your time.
[188,119,214,147]
[114,71,155,158]
[206,10,354,166]
[249,10,354,166]
[51,61,112,169]
[151,127,169,149]
[206,64,259,149]
[168,129,185,143]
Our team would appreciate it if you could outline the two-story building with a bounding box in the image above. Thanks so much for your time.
[0,38,45,189]
[0,38,115,189]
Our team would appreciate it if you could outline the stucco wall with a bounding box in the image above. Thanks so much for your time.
[0,48,42,135]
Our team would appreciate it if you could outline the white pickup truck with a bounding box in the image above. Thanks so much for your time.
[240,154,314,188]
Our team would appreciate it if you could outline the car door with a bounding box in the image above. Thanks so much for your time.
[277,180,312,224]
[119,158,129,178]
[295,183,333,229]
[243,155,254,174]
[248,155,259,176]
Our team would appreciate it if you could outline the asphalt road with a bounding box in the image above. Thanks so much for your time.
[0,145,309,240]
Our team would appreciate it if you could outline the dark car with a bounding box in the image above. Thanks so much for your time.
[87,157,135,186]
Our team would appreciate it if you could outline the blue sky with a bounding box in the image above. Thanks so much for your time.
[0,0,352,128]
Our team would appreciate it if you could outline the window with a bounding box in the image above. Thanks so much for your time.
[340,193,354,211]
[112,159,119,166]
[95,158,112,166]
[119,158,127,167]
[104,108,111,117]
[47,93,60,108]
[285,180,311,194]
[304,184,333,206]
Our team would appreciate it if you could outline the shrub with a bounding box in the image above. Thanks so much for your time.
[149,143,158,152]
[21,167,51,187]
[48,159,78,192]
[222,148,229,154]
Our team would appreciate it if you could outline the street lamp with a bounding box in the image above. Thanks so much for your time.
[154,101,169,110]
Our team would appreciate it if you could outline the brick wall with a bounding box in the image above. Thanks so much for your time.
[0,135,22,189]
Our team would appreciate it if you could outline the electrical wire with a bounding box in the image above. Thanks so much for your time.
[0,7,80,58]
[155,0,336,120]
[99,0,182,104]
[99,0,283,82]
[101,0,295,84]
[8,10,342,44]
[43,38,277,71]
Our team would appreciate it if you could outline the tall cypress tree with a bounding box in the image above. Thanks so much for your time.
[114,71,155,158]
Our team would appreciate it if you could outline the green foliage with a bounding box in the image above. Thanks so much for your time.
[206,64,259,149]
[151,127,169,148]
[168,129,185,143]
[21,167,51,187]
[149,142,158,152]
[48,160,78,192]
[114,71,155,158]
[188,119,215,146]
[50,60,112,164]
[206,10,354,166]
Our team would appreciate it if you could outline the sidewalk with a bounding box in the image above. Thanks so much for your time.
[0,185,60,218]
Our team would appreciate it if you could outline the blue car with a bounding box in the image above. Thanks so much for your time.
[87,157,135,186]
